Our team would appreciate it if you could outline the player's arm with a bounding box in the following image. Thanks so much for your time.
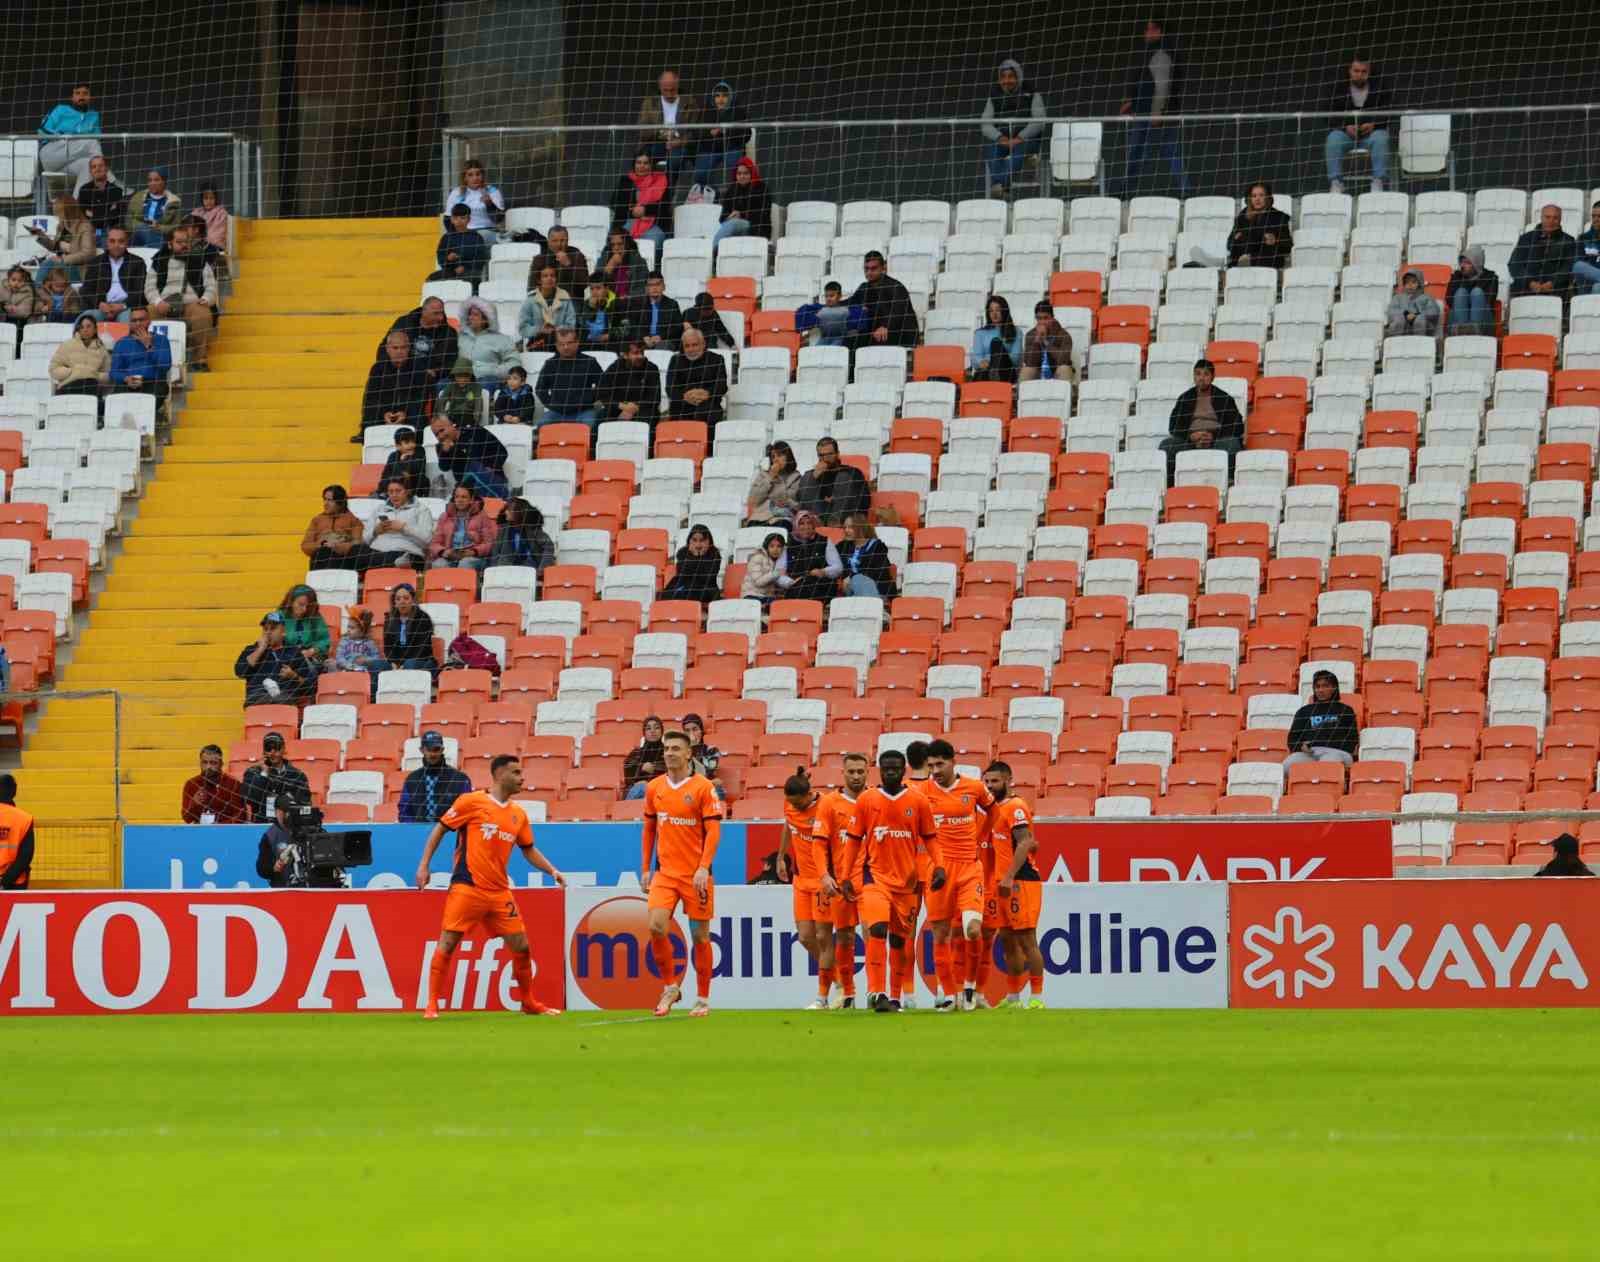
[1006,821,1036,883]
[813,813,838,896]
[916,798,946,887]
[414,821,448,889]
[639,808,657,891]
[693,810,720,898]
[775,819,793,882]
[519,842,567,886]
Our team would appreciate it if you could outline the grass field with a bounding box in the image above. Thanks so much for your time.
[8,1009,1599,1259]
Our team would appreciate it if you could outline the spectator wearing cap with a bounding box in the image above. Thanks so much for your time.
[435,358,486,429]
[302,484,376,572]
[1535,833,1595,877]
[240,731,311,823]
[398,730,473,822]
[379,428,429,499]
[181,743,249,824]
[429,484,498,572]
[363,478,435,567]
[126,167,182,248]
[332,605,387,698]
[383,583,437,673]
[431,204,490,284]
[234,611,316,708]
[1282,670,1360,769]
[622,716,666,799]
[255,791,309,887]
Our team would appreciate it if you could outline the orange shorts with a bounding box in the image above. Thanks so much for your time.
[647,871,715,921]
[831,888,860,930]
[924,858,985,924]
[984,880,1042,931]
[858,883,919,936]
[793,883,823,924]
[441,884,524,938]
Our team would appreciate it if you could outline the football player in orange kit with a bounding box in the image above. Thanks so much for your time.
[983,760,1045,1008]
[776,769,833,1010]
[841,748,943,1013]
[921,739,996,1011]
[899,739,934,1008]
[414,755,567,1019]
[813,751,870,1009]
[641,729,725,1018]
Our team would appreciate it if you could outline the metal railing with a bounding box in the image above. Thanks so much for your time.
[445,104,1599,215]
[2,132,262,218]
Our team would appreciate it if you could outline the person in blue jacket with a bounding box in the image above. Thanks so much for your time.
[109,307,173,417]
[39,84,104,187]
[969,296,1023,382]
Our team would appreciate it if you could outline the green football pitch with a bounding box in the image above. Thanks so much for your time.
[8,1009,1598,1260]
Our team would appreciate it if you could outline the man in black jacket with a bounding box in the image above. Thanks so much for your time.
[431,414,510,499]
[1226,183,1292,269]
[1509,205,1578,299]
[240,732,312,823]
[256,791,311,887]
[235,614,316,709]
[795,436,870,524]
[358,331,431,440]
[1324,56,1391,193]
[843,252,918,357]
[76,155,127,244]
[666,327,728,425]
[596,339,664,433]
[630,272,683,352]
[527,225,590,295]
[383,297,459,382]
[1160,359,1244,485]
[535,328,603,425]
[397,731,473,822]
[1118,18,1187,196]
[1283,671,1360,770]
[80,227,148,322]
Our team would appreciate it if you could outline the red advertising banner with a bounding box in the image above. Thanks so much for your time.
[1231,879,1600,1008]
[0,890,564,1016]
[1033,819,1393,883]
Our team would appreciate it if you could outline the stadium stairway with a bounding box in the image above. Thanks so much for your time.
[21,218,437,825]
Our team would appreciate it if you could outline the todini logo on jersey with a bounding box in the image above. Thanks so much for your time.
[872,825,913,842]
[479,824,512,842]
[662,815,700,828]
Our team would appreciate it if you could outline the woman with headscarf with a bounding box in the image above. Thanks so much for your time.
[383,583,437,673]
[661,524,724,605]
[712,157,772,251]
[598,228,648,309]
[695,80,751,190]
[610,150,673,246]
[776,511,843,604]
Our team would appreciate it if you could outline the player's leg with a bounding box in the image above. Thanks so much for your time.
[425,927,464,1018]
[957,863,986,1009]
[686,877,716,1016]
[859,886,893,1008]
[647,890,686,1016]
[831,894,859,1007]
[925,879,959,1009]
[501,928,559,1016]
[813,895,838,1006]
[794,893,828,1009]
[1019,925,1045,1006]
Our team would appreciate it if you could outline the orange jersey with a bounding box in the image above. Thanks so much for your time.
[643,772,724,878]
[442,791,533,894]
[907,776,935,885]
[846,786,938,893]
[989,795,1037,883]
[920,775,995,865]
[783,793,822,891]
[812,790,862,884]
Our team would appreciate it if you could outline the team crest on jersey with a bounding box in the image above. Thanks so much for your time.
[683,794,694,808]
[961,794,971,806]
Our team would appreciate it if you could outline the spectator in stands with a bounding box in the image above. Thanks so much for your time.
[76,155,127,246]
[1510,204,1578,299]
[811,281,850,347]
[1160,358,1244,485]
[1020,301,1076,383]
[333,605,387,697]
[25,194,95,285]
[662,524,723,605]
[535,327,603,426]
[595,338,663,432]
[435,358,486,428]
[181,744,250,824]
[622,716,667,799]
[741,531,786,603]
[3,266,42,332]
[1535,833,1595,877]
[1573,202,1600,295]
[528,226,589,296]
[1118,19,1187,197]
[489,498,556,572]
[695,81,751,190]
[240,731,311,823]
[443,158,505,244]
[637,69,699,178]
[680,715,724,792]
[235,611,315,708]
[36,268,83,324]
[981,59,1046,199]
[357,332,429,441]
[969,296,1022,383]
[127,168,182,248]
[1282,670,1360,769]
[611,150,674,247]
[666,326,728,426]
[278,582,330,667]
[38,84,103,187]
[844,252,918,356]
[1324,57,1390,194]
[81,227,146,323]
[712,157,772,251]
[517,265,575,351]
[776,510,843,603]
[431,204,490,284]
[147,224,217,369]
[1217,183,1293,269]
[386,296,459,383]
[632,272,682,351]
[1385,268,1441,338]
[195,183,230,267]
[745,441,801,527]
[577,275,624,349]
[383,583,437,672]
[457,298,520,387]
[796,436,870,524]
[431,413,510,499]
[179,213,227,303]
[48,314,109,403]
[379,429,429,499]
[302,484,372,571]
[429,484,497,572]
[683,292,737,350]
[108,308,173,417]
[364,478,434,568]
[398,730,473,822]
[836,514,895,599]
[491,366,537,427]
[1445,246,1498,335]
[599,229,648,309]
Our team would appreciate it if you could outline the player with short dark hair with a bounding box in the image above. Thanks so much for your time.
[900,739,934,1007]
[414,755,567,1019]
[983,761,1044,1008]
[922,738,996,1011]
[814,752,871,1008]
[777,768,831,1009]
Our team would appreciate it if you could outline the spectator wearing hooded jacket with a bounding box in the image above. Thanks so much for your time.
[457,297,521,387]
[981,60,1046,197]
[429,484,497,571]
[1283,670,1360,768]
[1386,268,1441,338]
[695,80,752,189]
[712,158,772,251]
[611,150,674,247]
[1445,246,1498,335]
[517,265,575,350]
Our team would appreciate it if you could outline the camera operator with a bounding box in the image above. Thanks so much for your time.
[256,791,310,888]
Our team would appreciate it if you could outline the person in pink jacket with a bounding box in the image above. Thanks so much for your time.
[428,484,497,573]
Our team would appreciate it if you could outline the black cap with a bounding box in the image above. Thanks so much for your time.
[262,731,285,750]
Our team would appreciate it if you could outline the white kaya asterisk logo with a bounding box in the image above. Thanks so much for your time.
[1242,906,1336,999]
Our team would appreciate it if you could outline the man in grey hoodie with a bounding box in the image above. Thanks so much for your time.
[1445,245,1498,335]
[981,60,1046,199]
[1385,268,1441,338]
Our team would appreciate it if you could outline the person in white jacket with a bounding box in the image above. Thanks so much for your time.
[740,532,786,605]
[363,477,435,566]
[457,297,522,387]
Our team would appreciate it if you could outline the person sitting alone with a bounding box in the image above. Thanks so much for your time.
[1282,670,1360,769]
[1159,358,1244,486]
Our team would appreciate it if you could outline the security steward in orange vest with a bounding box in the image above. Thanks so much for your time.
[0,774,37,890]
